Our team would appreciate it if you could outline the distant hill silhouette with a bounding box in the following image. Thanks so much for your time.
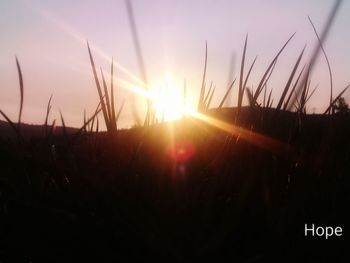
[1,106,349,140]
[0,120,79,139]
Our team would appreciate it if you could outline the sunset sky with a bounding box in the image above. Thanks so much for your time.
[1,0,349,128]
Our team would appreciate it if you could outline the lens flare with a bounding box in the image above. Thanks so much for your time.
[167,140,196,162]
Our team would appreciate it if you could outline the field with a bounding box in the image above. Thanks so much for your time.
[0,103,349,262]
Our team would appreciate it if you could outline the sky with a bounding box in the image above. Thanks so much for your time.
[1,0,350,129]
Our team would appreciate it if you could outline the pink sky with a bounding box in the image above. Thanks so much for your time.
[1,0,349,129]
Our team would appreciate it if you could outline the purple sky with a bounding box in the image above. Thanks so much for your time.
[1,0,350,128]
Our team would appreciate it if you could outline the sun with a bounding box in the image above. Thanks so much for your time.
[149,74,187,122]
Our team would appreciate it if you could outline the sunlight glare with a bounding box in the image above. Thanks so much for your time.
[150,74,186,121]
[184,108,290,155]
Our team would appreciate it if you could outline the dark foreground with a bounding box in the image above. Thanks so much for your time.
[0,108,349,262]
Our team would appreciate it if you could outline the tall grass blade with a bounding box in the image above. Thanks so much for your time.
[253,58,277,107]
[308,16,334,113]
[90,102,101,133]
[238,34,248,110]
[83,109,88,133]
[252,59,277,107]
[96,117,99,133]
[219,78,236,109]
[44,94,53,136]
[287,0,342,111]
[266,89,273,109]
[116,100,125,122]
[206,86,216,111]
[238,55,257,113]
[305,84,319,105]
[59,110,67,138]
[15,57,24,134]
[253,33,296,102]
[268,99,274,109]
[125,0,151,125]
[48,119,56,138]
[276,46,306,111]
[263,83,267,107]
[246,88,254,107]
[203,81,213,107]
[87,41,110,131]
[284,65,306,111]
[242,56,257,95]
[110,58,117,130]
[299,71,310,113]
[100,68,112,125]
[125,0,148,84]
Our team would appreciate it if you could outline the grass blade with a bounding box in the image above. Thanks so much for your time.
[305,84,319,105]
[48,119,56,138]
[206,86,216,111]
[44,94,53,136]
[91,101,102,133]
[242,56,257,96]
[266,88,273,109]
[219,78,236,109]
[308,16,334,113]
[268,98,274,109]
[125,0,152,125]
[87,41,110,131]
[276,46,306,111]
[116,100,125,122]
[238,34,248,108]
[125,0,148,84]
[110,58,117,130]
[298,71,310,113]
[83,109,88,132]
[284,65,306,111]
[287,0,342,111]
[59,110,67,137]
[253,33,296,102]
[15,57,24,134]
[263,83,267,107]
[252,59,277,107]
[203,81,213,107]
[96,117,99,133]
[100,68,112,126]
[246,87,254,107]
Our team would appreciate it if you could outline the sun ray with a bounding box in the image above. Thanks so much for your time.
[26,2,147,88]
[184,109,291,156]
